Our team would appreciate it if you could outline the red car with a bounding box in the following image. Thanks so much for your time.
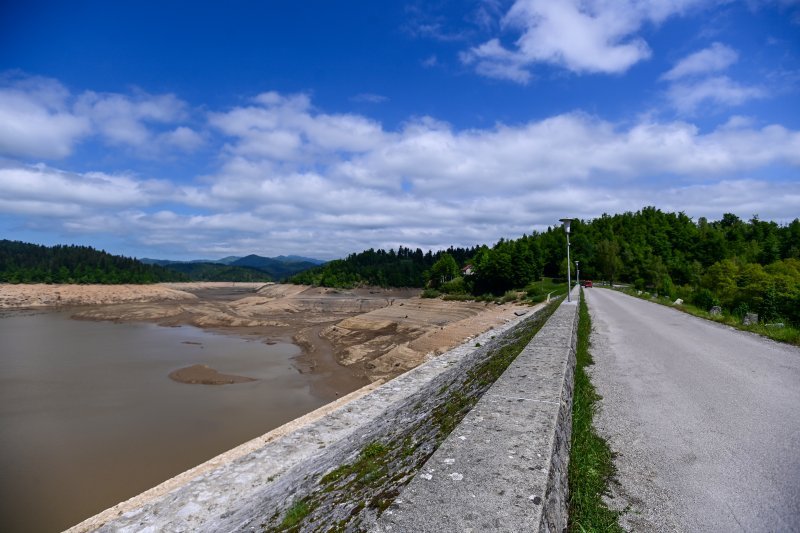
[581,280,593,288]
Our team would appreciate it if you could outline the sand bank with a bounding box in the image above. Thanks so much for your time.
[0,283,198,308]
[168,364,257,385]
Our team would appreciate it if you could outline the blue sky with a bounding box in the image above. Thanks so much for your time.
[1,0,799,260]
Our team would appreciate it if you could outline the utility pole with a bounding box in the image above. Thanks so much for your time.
[560,218,573,302]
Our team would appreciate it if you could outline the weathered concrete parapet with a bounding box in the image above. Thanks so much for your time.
[376,290,579,532]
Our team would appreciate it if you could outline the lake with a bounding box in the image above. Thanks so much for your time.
[0,310,347,532]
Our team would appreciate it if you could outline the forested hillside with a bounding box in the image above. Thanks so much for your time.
[0,240,186,283]
[290,246,477,287]
[291,208,800,325]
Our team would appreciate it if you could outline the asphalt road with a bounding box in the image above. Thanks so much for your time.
[585,288,800,532]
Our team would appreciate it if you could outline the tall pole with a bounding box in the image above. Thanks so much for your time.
[566,232,571,302]
[575,260,580,288]
[560,218,573,302]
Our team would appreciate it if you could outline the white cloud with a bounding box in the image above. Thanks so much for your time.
[209,92,386,161]
[75,90,188,147]
[666,75,766,113]
[461,0,710,81]
[0,75,90,158]
[660,43,766,114]
[158,126,204,151]
[421,54,439,68]
[0,72,196,159]
[0,162,169,215]
[2,88,800,258]
[350,93,389,104]
[662,42,739,80]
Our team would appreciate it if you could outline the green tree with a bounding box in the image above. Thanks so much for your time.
[596,239,622,285]
[428,254,459,288]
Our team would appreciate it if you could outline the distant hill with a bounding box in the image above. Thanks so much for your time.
[0,240,186,284]
[272,255,326,265]
[160,262,272,282]
[229,255,321,278]
[140,254,323,281]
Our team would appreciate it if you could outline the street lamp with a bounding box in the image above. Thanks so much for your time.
[575,260,580,289]
[560,218,573,302]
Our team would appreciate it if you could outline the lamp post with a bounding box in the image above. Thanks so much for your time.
[560,218,573,302]
[575,260,580,289]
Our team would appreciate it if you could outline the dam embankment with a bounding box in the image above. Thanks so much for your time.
[68,290,578,532]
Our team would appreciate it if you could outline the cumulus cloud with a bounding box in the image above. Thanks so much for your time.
[209,92,386,161]
[74,90,190,148]
[158,126,205,151]
[2,87,800,258]
[660,44,765,113]
[666,76,766,113]
[662,42,739,80]
[461,0,708,81]
[0,162,171,215]
[0,72,197,159]
[0,74,91,158]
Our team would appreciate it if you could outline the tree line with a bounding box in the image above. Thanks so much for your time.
[0,240,187,284]
[290,246,477,287]
[290,208,800,325]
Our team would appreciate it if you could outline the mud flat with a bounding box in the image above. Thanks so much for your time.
[168,363,258,384]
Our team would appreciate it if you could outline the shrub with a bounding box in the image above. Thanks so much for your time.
[440,276,466,294]
[500,290,518,303]
[732,302,750,318]
[691,288,719,311]
[421,288,440,299]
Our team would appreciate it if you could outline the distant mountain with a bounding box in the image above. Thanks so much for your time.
[139,253,323,281]
[160,262,271,282]
[214,256,242,265]
[273,255,326,265]
[140,256,242,266]
[230,255,321,279]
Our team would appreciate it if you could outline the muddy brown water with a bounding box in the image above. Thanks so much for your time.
[0,310,364,533]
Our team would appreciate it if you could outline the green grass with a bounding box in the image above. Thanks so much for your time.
[278,499,313,530]
[568,290,622,532]
[266,299,563,531]
[526,278,569,303]
[320,441,392,488]
[616,287,800,346]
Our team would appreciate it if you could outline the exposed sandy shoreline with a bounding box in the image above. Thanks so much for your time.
[0,282,204,308]
[0,282,531,385]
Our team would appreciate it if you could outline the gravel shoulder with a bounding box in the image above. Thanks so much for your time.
[585,288,800,532]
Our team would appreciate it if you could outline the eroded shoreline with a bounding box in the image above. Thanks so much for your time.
[0,282,530,386]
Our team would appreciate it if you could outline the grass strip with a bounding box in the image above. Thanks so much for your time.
[567,289,622,532]
[616,287,800,346]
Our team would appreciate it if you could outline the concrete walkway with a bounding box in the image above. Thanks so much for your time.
[377,290,579,532]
